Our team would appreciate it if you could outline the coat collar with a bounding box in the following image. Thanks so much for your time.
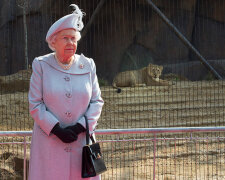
[38,53,91,75]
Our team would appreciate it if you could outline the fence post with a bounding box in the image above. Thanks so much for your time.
[17,0,29,70]
[153,133,156,180]
[23,136,27,180]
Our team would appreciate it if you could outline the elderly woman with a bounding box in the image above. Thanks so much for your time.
[28,4,104,180]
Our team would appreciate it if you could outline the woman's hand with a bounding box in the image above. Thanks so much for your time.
[65,123,86,135]
[51,123,78,143]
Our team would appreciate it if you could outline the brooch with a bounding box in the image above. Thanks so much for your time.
[79,63,84,69]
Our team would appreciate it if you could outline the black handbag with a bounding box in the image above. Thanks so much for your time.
[82,116,107,178]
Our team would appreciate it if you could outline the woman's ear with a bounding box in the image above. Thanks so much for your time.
[51,42,55,49]
[50,35,57,48]
[51,39,56,47]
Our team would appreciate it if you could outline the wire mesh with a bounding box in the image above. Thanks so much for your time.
[0,0,224,131]
[0,0,225,179]
[0,136,30,180]
[1,131,225,179]
[91,132,225,179]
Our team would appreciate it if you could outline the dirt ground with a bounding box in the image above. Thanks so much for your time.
[0,71,225,179]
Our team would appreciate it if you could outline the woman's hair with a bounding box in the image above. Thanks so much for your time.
[47,30,81,51]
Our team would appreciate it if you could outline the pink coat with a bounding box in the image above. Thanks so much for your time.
[28,53,104,180]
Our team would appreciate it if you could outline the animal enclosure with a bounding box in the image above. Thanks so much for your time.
[0,0,225,179]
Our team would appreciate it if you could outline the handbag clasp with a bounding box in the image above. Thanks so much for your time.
[97,153,101,159]
[93,152,101,159]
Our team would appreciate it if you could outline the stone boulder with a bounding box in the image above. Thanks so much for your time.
[163,59,225,81]
[136,0,197,64]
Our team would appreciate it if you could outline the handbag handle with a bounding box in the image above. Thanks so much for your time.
[84,116,95,145]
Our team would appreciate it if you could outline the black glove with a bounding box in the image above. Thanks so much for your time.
[51,123,78,143]
[65,123,86,135]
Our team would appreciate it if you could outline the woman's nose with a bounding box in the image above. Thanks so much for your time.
[67,39,73,44]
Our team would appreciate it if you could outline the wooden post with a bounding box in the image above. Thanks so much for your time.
[17,0,29,70]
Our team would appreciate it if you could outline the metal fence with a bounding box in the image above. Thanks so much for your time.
[1,127,225,180]
[0,0,224,131]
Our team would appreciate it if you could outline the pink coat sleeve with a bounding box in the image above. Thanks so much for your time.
[29,59,59,135]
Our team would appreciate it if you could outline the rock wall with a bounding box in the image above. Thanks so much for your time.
[0,0,224,81]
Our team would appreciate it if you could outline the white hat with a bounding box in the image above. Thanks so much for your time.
[46,4,84,43]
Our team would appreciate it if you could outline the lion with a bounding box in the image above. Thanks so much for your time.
[112,63,170,92]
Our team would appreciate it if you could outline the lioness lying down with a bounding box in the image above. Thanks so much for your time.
[112,64,170,92]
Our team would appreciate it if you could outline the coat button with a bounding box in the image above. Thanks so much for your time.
[66,93,72,98]
[65,111,72,117]
[64,147,72,152]
[64,76,70,81]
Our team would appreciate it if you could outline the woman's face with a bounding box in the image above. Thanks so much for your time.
[52,29,77,62]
